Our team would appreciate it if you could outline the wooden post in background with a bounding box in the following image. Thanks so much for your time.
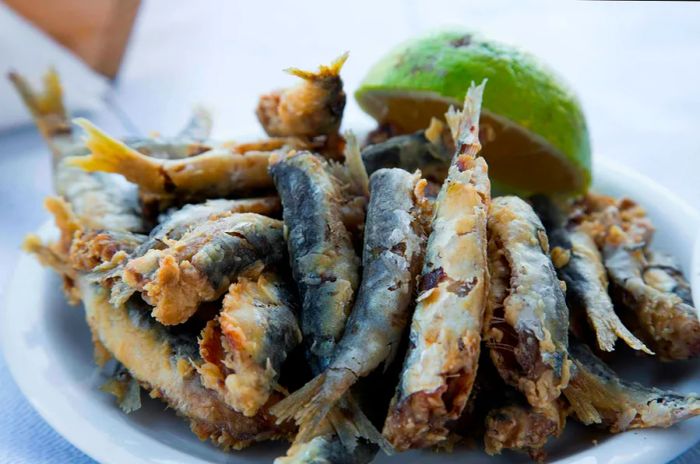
[4,0,141,79]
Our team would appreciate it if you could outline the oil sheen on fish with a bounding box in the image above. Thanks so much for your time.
[116,213,286,325]
[564,340,700,432]
[271,168,431,444]
[531,195,649,353]
[197,271,302,417]
[484,196,571,416]
[269,151,360,374]
[382,81,490,451]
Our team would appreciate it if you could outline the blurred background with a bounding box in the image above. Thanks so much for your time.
[1,1,699,462]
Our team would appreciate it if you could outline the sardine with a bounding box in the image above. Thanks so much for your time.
[66,119,274,203]
[576,194,700,360]
[564,340,700,432]
[257,54,347,139]
[116,213,286,325]
[531,195,650,353]
[79,278,289,449]
[275,432,377,464]
[269,151,360,374]
[382,81,490,450]
[271,168,431,445]
[361,118,454,182]
[197,271,302,417]
[484,196,571,413]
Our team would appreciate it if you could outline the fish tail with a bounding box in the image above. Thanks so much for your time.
[8,69,72,158]
[329,396,394,455]
[609,320,654,355]
[68,119,163,192]
[342,131,369,196]
[178,105,213,140]
[270,373,327,425]
[285,52,349,81]
[445,79,487,158]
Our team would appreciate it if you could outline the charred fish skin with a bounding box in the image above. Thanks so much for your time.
[485,196,571,411]
[361,118,453,182]
[270,168,430,443]
[564,340,700,432]
[79,279,289,449]
[382,81,490,451]
[198,271,302,417]
[118,213,286,326]
[531,195,649,354]
[269,151,360,374]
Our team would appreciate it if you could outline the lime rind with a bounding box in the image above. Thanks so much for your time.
[356,29,591,194]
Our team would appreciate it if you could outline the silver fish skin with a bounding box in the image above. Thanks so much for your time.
[361,119,453,182]
[117,213,286,325]
[565,340,700,432]
[531,195,649,354]
[485,196,571,411]
[643,251,694,306]
[198,271,302,417]
[270,168,430,443]
[269,151,360,374]
[275,433,377,464]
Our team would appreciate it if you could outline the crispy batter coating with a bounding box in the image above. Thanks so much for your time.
[118,213,285,325]
[257,54,347,138]
[197,272,302,417]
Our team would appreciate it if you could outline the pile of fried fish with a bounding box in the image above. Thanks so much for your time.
[11,55,700,463]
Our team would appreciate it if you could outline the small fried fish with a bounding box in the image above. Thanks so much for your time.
[383,81,490,451]
[531,195,650,353]
[271,168,431,445]
[116,213,286,325]
[484,196,571,413]
[269,151,361,374]
[197,271,302,417]
[361,118,454,182]
[565,340,700,432]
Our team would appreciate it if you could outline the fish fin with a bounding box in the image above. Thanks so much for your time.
[8,69,72,156]
[285,52,349,81]
[270,373,327,425]
[330,396,394,455]
[342,131,369,197]
[445,79,487,158]
[179,106,213,140]
[68,119,163,192]
[424,117,446,144]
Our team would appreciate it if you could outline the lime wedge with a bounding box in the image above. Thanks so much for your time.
[356,30,591,196]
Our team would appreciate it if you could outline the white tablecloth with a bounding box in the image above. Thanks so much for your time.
[1,1,699,462]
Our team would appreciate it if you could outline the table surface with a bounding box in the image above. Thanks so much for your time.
[1,1,699,462]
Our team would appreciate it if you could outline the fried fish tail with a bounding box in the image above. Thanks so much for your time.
[285,52,349,81]
[68,119,165,192]
[178,106,213,140]
[564,340,700,431]
[8,69,72,159]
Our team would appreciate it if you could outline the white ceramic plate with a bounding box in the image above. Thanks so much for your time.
[3,157,700,464]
